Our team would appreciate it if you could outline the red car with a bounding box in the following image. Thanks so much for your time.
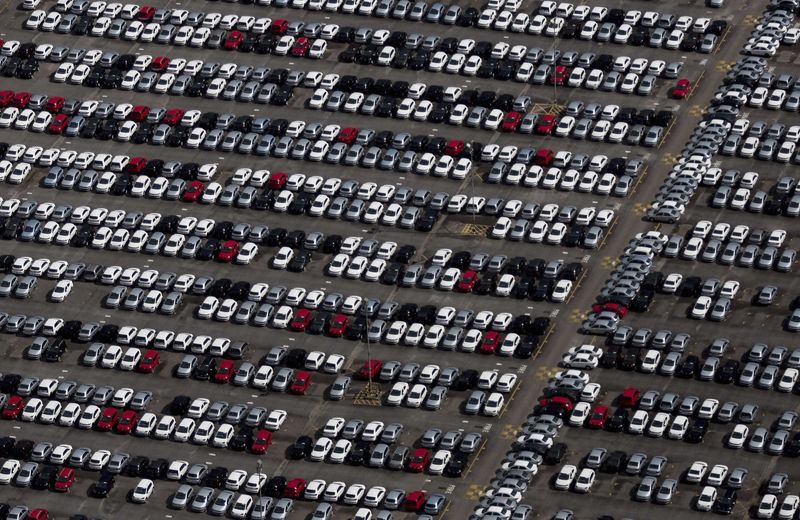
[672,78,692,99]
[27,510,49,520]
[224,30,245,50]
[289,371,312,395]
[137,349,160,373]
[47,114,69,134]
[290,37,311,57]
[45,96,64,113]
[268,172,288,189]
[2,395,24,419]
[251,429,273,454]
[549,65,569,85]
[327,314,349,336]
[217,240,240,262]
[270,19,289,35]
[456,270,478,292]
[150,56,170,72]
[533,148,555,166]
[356,359,382,380]
[214,360,236,384]
[501,111,523,132]
[404,491,427,511]
[539,396,574,412]
[95,407,119,431]
[535,115,557,135]
[0,90,14,107]
[125,156,147,174]
[114,410,139,434]
[591,303,628,318]
[129,105,150,122]
[284,478,307,498]
[290,309,314,331]
[12,91,31,109]
[586,405,609,429]
[445,139,465,156]
[182,180,205,202]
[137,5,156,20]
[54,468,76,491]
[407,448,430,472]
[337,127,359,144]
[480,331,502,354]
[161,108,184,126]
[619,387,641,407]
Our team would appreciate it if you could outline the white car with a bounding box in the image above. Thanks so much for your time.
[696,486,717,511]
[131,479,154,503]
[554,464,577,490]
[573,468,596,493]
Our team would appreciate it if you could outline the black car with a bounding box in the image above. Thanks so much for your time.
[619,350,638,370]
[381,263,403,285]
[289,436,313,459]
[716,360,740,384]
[393,245,416,263]
[606,408,629,432]
[32,464,58,490]
[714,488,737,515]
[43,340,66,362]
[0,374,20,394]
[452,369,478,391]
[170,395,191,415]
[785,433,800,457]
[287,251,312,272]
[677,355,700,378]
[205,466,228,488]
[685,419,708,443]
[444,452,469,477]
[285,348,307,369]
[345,317,366,340]
[124,456,149,477]
[346,441,369,465]
[91,471,115,497]
[266,476,287,497]
[307,313,330,335]
[194,357,217,381]
[0,437,14,458]
[543,443,567,465]
[11,439,33,459]
[514,336,538,359]
[230,427,253,451]
[601,451,627,473]
[144,458,168,480]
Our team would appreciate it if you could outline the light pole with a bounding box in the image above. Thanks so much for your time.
[256,459,262,497]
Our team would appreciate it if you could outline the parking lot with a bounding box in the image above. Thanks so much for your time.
[0,0,786,518]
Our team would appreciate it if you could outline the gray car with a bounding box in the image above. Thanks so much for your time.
[654,478,677,504]
[635,476,658,501]
[190,486,215,512]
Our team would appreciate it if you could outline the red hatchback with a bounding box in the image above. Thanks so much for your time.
[404,491,427,511]
[95,407,119,431]
[284,478,307,498]
[217,240,240,262]
[214,360,236,384]
[672,78,692,99]
[337,127,359,144]
[290,309,314,331]
[115,410,139,434]
[2,395,24,419]
[125,157,147,174]
[268,172,288,189]
[270,19,289,35]
[47,114,69,134]
[150,56,170,72]
[291,37,311,56]
[549,65,569,85]
[251,429,273,454]
[289,371,312,394]
[539,397,574,412]
[54,467,75,492]
[327,314,349,336]
[182,180,205,202]
[12,92,31,108]
[456,270,478,292]
[45,96,64,113]
[407,448,430,472]
[591,303,628,318]
[445,139,464,156]
[619,387,641,407]
[586,405,609,429]
[501,111,523,132]
[161,108,184,126]
[533,148,555,166]
[27,509,49,520]
[480,331,502,354]
[137,349,160,373]
[535,115,557,135]
[129,105,150,122]
[137,5,156,20]
[224,30,245,50]
[356,360,382,380]
[0,90,14,107]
